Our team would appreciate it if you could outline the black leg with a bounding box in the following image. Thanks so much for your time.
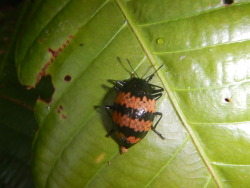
[105,105,115,137]
[116,80,126,87]
[149,84,164,92]
[149,84,164,100]
[115,80,126,92]
[151,112,165,140]
[114,86,121,93]
[106,128,115,137]
[105,105,113,117]
[151,93,163,100]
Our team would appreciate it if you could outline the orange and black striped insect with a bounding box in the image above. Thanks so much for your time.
[105,60,165,154]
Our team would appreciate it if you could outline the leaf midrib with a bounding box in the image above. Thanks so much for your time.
[114,0,221,187]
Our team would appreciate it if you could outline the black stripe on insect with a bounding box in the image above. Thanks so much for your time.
[105,59,165,154]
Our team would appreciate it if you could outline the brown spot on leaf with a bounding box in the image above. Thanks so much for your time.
[61,114,67,119]
[64,75,71,82]
[225,98,231,102]
[39,37,45,43]
[0,94,34,111]
[3,37,9,41]
[57,105,63,113]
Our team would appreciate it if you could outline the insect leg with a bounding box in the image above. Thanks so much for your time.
[151,112,165,140]
[116,80,126,87]
[115,80,126,92]
[149,84,164,92]
[151,93,163,100]
[114,86,120,93]
[105,105,113,117]
[105,105,115,136]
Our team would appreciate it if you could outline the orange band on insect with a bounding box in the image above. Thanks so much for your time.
[114,92,156,113]
[112,111,152,132]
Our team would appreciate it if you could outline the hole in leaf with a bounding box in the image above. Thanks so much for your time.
[35,75,54,103]
[64,75,71,82]
[223,0,233,5]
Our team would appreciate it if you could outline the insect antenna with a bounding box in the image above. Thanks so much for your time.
[145,65,163,82]
[126,59,139,78]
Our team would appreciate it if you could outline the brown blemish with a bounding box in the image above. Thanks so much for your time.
[0,94,34,111]
[3,37,9,41]
[225,98,231,102]
[61,114,67,119]
[57,105,63,113]
[37,96,52,104]
[39,37,45,43]
[64,75,71,82]
[36,61,52,86]
[35,35,73,86]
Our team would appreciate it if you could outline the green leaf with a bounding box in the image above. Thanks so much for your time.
[16,0,250,187]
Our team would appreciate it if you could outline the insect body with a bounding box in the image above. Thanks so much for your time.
[106,62,165,154]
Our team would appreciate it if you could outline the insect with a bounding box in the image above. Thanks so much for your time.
[105,60,165,154]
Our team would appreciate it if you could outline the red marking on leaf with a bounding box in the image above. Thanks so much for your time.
[35,35,74,86]
[61,114,67,119]
[37,96,52,104]
[36,61,52,85]
[48,48,62,58]
[0,94,34,111]
[57,105,63,113]
[3,37,9,41]
[39,37,45,43]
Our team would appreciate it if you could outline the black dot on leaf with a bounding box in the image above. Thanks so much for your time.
[64,75,71,82]
[223,0,233,5]
[225,98,231,102]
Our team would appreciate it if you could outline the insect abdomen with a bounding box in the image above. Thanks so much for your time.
[112,91,156,152]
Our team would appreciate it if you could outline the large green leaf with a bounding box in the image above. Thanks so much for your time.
[16,0,250,187]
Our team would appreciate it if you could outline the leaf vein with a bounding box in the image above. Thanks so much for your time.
[203,176,212,188]
[211,162,250,167]
[145,135,190,187]
[171,79,250,92]
[153,39,250,55]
